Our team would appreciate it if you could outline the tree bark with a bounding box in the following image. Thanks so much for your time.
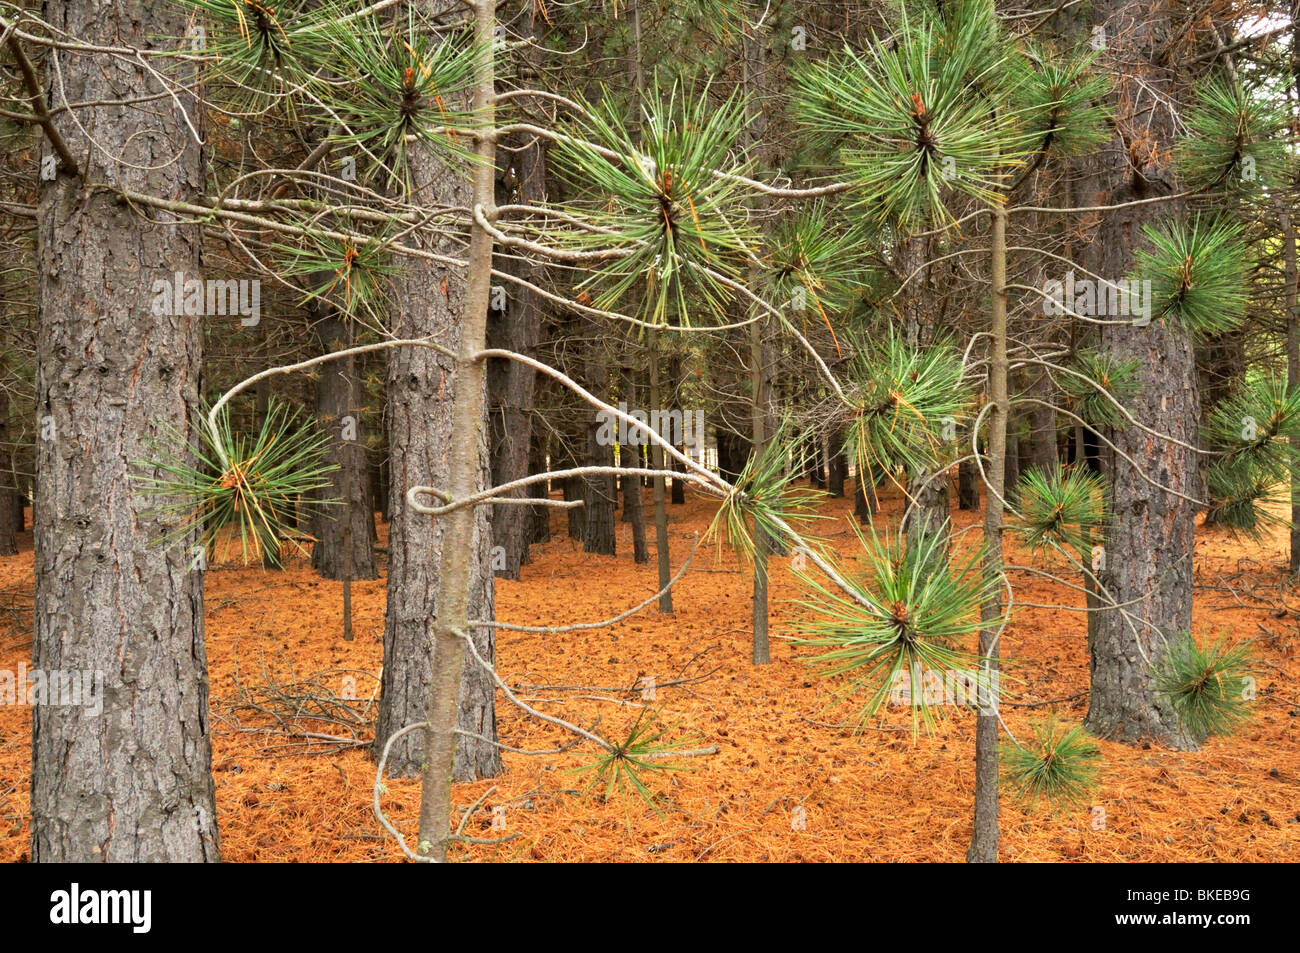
[647,331,673,611]
[968,207,1008,864]
[0,384,16,556]
[310,303,378,581]
[487,128,546,579]
[1081,0,1199,750]
[1284,207,1300,574]
[30,0,218,860]
[373,0,499,784]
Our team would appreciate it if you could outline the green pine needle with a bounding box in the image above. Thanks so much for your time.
[704,418,830,571]
[552,79,757,327]
[1011,465,1107,556]
[1175,76,1290,194]
[1153,633,1257,739]
[569,710,697,824]
[793,2,1025,227]
[322,11,484,190]
[792,521,994,735]
[1011,44,1113,160]
[1059,349,1140,430]
[842,328,972,486]
[1001,718,1100,813]
[1134,216,1249,339]
[135,398,338,566]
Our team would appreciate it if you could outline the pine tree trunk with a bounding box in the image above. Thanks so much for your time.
[0,384,16,556]
[827,430,847,498]
[30,0,218,860]
[528,425,551,548]
[622,442,649,563]
[311,303,378,580]
[968,207,1008,864]
[1026,372,1058,474]
[647,330,673,612]
[1284,207,1300,574]
[958,454,981,510]
[1081,0,1199,750]
[582,420,617,556]
[373,3,499,782]
[487,130,546,579]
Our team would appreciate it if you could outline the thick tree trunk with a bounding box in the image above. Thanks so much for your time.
[487,131,546,579]
[30,0,218,860]
[373,17,498,779]
[582,420,617,556]
[311,304,378,581]
[1081,0,1199,750]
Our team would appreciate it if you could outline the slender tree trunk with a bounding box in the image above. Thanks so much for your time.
[900,235,950,558]
[622,441,649,563]
[827,432,847,498]
[30,0,218,860]
[1026,372,1058,474]
[853,472,875,522]
[958,454,981,510]
[968,207,1008,864]
[808,433,826,488]
[0,384,16,556]
[528,425,551,548]
[1283,207,1299,574]
[648,330,673,612]
[373,0,499,791]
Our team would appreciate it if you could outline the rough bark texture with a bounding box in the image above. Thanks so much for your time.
[373,114,499,782]
[487,132,546,580]
[958,454,981,511]
[1081,0,1199,750]
[1026,372,1059,474]
[0,384,16,556]
[528,425,551,548]
[310,304,378,580]
[581,421,617,555]
[622,443,649,563]
[1285,208,1300,574]
[31,0,218,861]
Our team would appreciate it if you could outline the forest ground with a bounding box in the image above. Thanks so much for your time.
[1,484,1297,862]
